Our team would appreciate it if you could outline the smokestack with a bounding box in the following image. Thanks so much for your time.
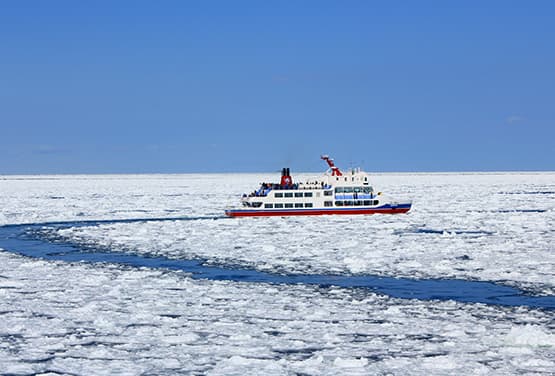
[280,167,292,186]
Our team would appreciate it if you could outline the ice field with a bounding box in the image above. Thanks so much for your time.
[0,173,554,374]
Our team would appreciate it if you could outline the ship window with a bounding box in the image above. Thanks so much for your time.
[264,203,273,208]
[374,200,379,205]
[364,177,368,181]
[284,192,293,198]
[354,187,362,193]
[344,187,353,193]
[305,203,313,208]
[363,200,371,206]
[294,192,303,197]
[363,187,372,194]
[284,203,294,208]
[335,187,344,193]
[354,200,362,206]
[324,201,333,207]
[335,201,343,206]
[344,177,347,181]
[275,192,283,198]
[304,192,313,197]
[295,203,303,208]
[274,203,283,208]
[252,202,263,208]
[324,190,332,196]
[344,200,353,206]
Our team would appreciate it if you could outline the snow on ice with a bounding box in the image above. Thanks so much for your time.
[0,172,554,374]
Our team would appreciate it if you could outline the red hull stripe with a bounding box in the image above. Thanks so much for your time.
[225,204,411,217]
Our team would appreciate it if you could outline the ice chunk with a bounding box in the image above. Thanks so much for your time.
[505,325,555,347]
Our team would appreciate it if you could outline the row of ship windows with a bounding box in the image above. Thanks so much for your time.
[335,176,369,182]
[259,200,380,209]
[275,191,334,198]
[275,192,314,198]
[335,187,373,193]
[335,200,379,206]
[265,203,314,208]
[275,189,373,198]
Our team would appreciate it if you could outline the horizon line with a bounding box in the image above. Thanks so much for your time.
[1,170,555,177]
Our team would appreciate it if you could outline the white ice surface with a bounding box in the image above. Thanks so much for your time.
[0,174,231,225]
[1,173,554,374]
[15,173,551,295]
[0,250,553,375]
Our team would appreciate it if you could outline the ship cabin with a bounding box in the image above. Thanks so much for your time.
[241,167,380,209]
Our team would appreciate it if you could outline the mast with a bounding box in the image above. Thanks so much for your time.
[321,155,343,176]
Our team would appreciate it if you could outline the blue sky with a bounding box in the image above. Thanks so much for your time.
[1,1,554,173]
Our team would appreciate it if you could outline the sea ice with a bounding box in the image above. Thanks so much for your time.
[49,173,555,295]
[0,250,554,375]
[1,172,554,374]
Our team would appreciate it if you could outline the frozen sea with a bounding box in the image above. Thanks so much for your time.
[0,172,554,375]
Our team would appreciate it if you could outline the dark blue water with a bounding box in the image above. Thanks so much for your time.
[0,217,553,310]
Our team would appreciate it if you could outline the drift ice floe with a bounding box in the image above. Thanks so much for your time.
[225,155,412,217]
